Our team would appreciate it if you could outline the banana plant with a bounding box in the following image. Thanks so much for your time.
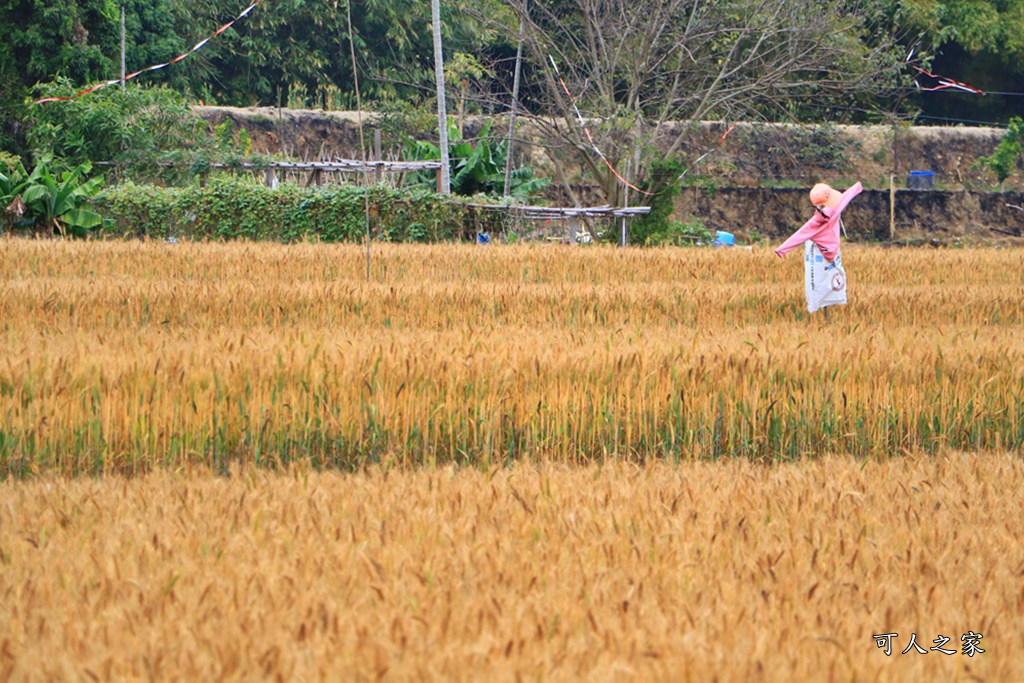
[20,159,106,237]
[0,161,30,232]
[404,119,550,198]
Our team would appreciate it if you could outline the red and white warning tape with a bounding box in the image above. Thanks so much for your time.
[913,66,985,95]
[35,0,263,104]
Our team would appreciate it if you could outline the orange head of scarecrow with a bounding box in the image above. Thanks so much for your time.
[809,183,842,210]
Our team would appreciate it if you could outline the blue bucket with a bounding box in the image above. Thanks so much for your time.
[907,170,934,190]
[713,231,735,247]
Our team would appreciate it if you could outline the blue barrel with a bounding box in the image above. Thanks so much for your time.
[907,170,934,190]
[713,231,735,247]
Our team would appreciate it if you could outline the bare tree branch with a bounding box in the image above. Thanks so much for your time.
[499,0,908,206]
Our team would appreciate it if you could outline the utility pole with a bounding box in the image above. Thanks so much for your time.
[431,0,450,194]
[503,1,526,197]
[121,6,126,92]
[346,0,372,280]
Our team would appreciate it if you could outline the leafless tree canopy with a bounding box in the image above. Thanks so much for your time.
[507,0,907,205]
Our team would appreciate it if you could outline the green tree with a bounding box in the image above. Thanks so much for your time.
[978,116,1023,185]
[0,0,121,94]
[159,0,512,108]
[901,0,1024,56]
[2,0,515,156]
[28,80,204,170]
[0,0,122,150]
[898,0,1024,123]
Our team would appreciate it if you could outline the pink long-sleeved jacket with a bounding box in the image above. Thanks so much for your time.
[775,182,863,263]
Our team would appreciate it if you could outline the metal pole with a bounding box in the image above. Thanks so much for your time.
[373,128,383,184]
[889,174,896,241]
[346,0,372,280]
[120,6,126,92]
[431,0,450,194]
[503,3,526,197]
[620,159,630,247]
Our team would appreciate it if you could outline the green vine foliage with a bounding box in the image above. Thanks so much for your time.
[94,179,477,242]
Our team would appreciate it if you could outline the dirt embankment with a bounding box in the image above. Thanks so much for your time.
[679,187,1024,247]
[194,106,1024,244]
[193,106,373,160]
[646,122,1024,245]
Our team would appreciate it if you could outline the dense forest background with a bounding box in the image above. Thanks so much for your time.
[1,0,1022,243]
[2,1,1024,202]
[2,1,1022,137]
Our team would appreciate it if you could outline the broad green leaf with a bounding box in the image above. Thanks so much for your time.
[62,207,104,230]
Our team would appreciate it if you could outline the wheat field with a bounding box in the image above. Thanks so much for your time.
[2,455,1023,681]
[1,238,1023,680]
[0,239,1022,474]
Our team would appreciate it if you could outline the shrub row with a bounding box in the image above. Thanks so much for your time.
[94,180,505,242]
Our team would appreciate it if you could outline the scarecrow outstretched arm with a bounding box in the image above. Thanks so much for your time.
[775,214,826,258]
[832,182,863,216]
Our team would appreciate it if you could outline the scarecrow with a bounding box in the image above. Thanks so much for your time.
[775,181,862,314]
